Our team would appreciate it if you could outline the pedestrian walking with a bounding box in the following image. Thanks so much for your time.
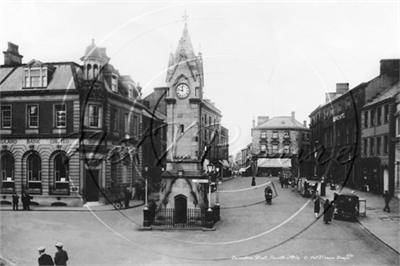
[22,192,31,210]
[279,172,284,188]
[37,246,54,266]
[323,199,333,224]
[251,176,256,186]
[291,178,296,192]
[124,186,131,208]
[12,191,19,211]
[383,191,392,213]
[284,177,288,188]
[313,195,320,219]
[54,243,68,266]
[130,184,136,199]
[135,182,142,200]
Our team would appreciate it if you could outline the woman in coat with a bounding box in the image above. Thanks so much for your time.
[323,199,333,224]
[313,195,320,219]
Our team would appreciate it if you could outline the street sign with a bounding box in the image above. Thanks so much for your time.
[192,179,209,183]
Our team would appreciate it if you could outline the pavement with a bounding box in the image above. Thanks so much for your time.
[0,176,235,213]
[317,183,399,254]
[0,192,160,212]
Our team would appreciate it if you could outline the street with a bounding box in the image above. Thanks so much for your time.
[1,176,398,266]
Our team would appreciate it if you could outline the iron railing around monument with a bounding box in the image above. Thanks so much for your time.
[152,208,206,229]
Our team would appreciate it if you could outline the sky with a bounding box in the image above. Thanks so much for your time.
[1,0,399,156]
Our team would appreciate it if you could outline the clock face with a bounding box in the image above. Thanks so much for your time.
[176,84,190,99]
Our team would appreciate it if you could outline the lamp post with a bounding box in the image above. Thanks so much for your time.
[143,166,150,227]
[205,164,214,228]
[215,168,221,222]
[144,166,148,207]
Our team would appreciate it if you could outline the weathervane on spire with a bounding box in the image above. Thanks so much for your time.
[182,10,189,24]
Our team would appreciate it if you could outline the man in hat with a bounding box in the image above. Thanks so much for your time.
[37,246,54,266]
[54,243,68,266]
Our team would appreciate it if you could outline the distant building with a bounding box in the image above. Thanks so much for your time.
[251,112,310,177]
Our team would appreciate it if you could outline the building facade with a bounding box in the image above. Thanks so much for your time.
[251,112,310,177]
[309,59,399,194]
[0,41,146,206]
[361,82,399,195]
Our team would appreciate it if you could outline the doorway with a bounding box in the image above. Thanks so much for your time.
[86,169,100,201]
[174,195,187,224]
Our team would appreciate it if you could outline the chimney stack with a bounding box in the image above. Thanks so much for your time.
[336,83,349,94]
[325,92,337,103]
[252,117,255,128]
[291,111,295,122]
[257,116,269,126]
[3,42,23,65]
[380,59,399,77]
[303,120,307,127]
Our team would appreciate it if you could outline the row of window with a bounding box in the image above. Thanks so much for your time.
[310,95,359,125]
[1,104,67,129]
[1,104,140,133]
[1,153,69,183]
[362,135,389,156]
[260,131,290,139]
[112,109,139,134]
[363,104,389,128]
[322,124,357,148]
[260,144,291,154]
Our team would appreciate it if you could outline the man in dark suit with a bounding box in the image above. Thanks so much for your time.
[38,246,54,266]
[54,243,68,266]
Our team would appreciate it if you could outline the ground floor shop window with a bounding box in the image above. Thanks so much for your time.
[25,153,42,194]
[50,153,70,195]
[1,153,15,193]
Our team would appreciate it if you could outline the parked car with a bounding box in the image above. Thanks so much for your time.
[333,193,359,222]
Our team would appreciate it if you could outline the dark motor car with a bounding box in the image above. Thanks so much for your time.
[333,193,359,221]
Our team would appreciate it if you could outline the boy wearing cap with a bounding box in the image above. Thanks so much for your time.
[38,246,54,266]
[54,243,68,266]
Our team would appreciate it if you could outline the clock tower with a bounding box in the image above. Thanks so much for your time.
[159,18,207,214]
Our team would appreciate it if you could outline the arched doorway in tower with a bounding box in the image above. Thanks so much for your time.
[174,195,187,224]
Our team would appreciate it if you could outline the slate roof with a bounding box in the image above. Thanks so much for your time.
[254,116,308,130]
[363,81,400,108]
[0,62,82,91]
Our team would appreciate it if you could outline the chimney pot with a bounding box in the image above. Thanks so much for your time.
[336,83,349,94]
[3,42,23,65]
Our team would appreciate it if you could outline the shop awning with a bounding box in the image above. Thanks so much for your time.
[257,158,291,168]
[239,165,251,172]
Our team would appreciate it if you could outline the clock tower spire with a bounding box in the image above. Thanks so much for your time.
[160,14,208,220]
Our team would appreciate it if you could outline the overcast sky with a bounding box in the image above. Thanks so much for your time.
[1,1,399,155]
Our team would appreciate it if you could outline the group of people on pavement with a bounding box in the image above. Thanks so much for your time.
[122,182,146,209]
[38,242,68,266]
[313,192,336,224]
[12,191,32,211]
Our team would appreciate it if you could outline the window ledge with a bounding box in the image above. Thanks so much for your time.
[0,129,11,135]
[53,129,67,134]
[25,129,39,134]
